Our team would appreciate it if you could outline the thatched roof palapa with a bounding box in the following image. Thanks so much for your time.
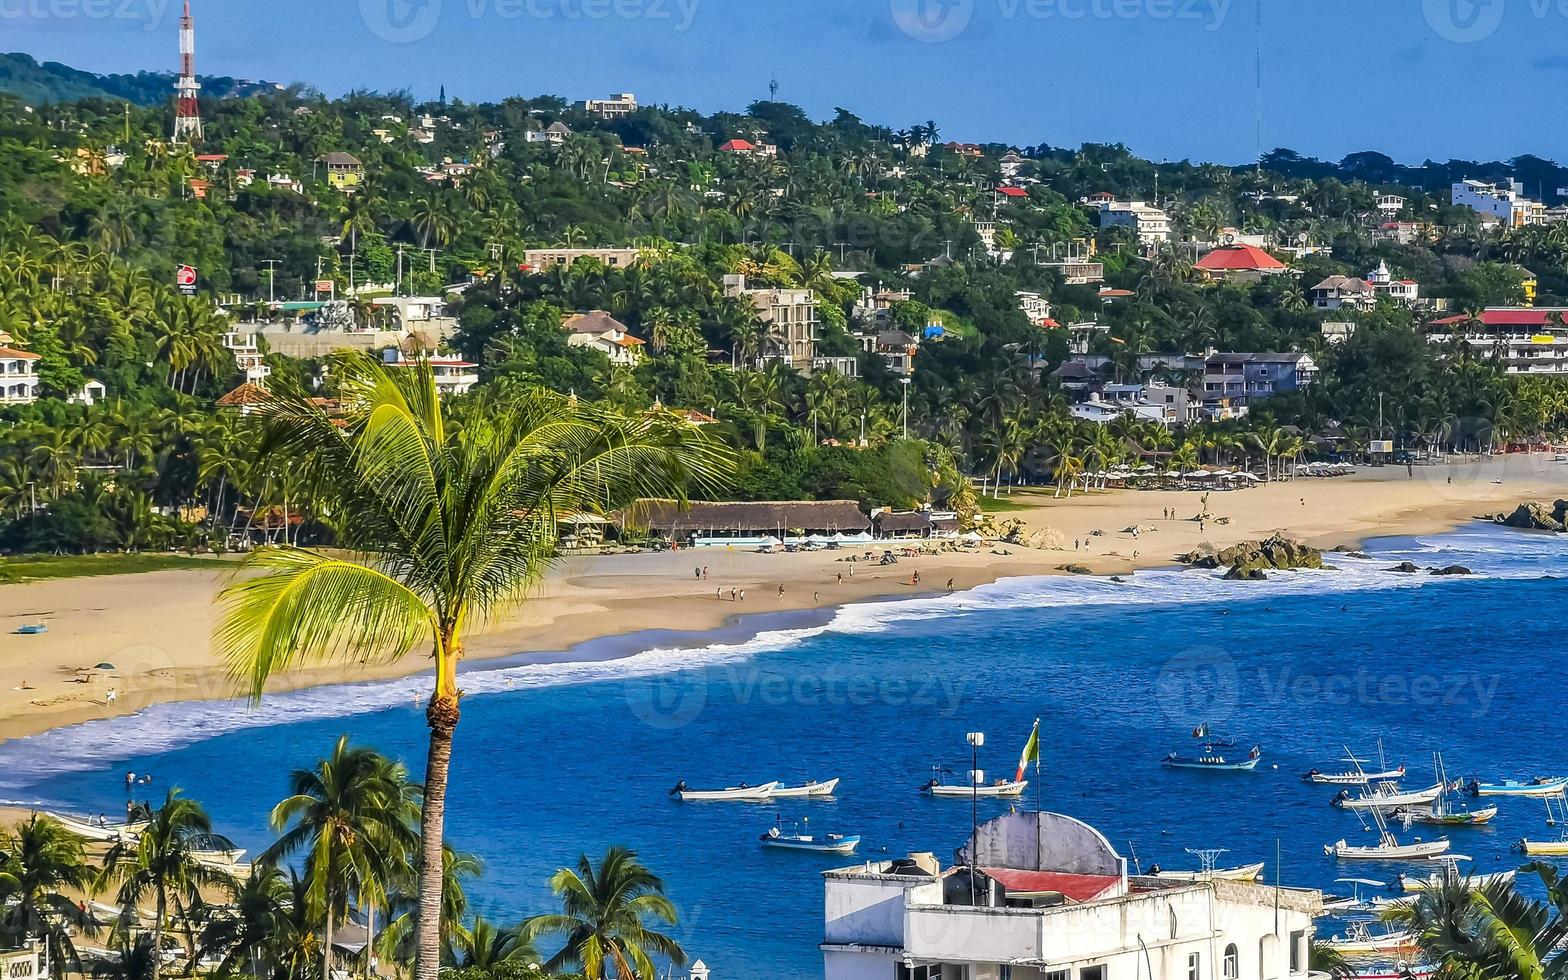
[620,499,871,536]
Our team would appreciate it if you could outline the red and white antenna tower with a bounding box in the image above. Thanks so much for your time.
[172,0,202,143]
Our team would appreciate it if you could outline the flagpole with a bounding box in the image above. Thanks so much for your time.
[1034,717,1043,813]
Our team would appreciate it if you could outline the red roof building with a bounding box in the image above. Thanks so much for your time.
[1194,244,1289,281]
[718,139,756,153]
[997,186,1028,198]
[1430,308,1568,328]
[978,868,1123,904]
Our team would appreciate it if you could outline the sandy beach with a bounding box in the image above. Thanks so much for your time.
[2,453,1563,746]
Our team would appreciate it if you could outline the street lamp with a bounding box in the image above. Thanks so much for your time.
[900,376,911,439]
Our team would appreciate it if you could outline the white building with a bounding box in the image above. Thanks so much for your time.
[563,311,646,367]
[223,330,273,384]
[70,380,108,406]
[526,122,573,146]
[1365,261,1420,305]
[1096,199,1172,247]
[382,350,479,395]
[0,942,44,980]
[0,345,42,404]
[1311,263,1420,311]
[575,93,638,119]
[1426,308,1568,375]
[1452,179,1546,228]
[1016,291,1053,325]
[822,810,1319,980]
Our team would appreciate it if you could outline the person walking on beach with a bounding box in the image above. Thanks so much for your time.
[947,578,955,591]
[837,571,843,585]
[729,587,736,600]
[739,589,746,601]
[716,587,723,600]
[778,584,785,599]
[694,567,701,580]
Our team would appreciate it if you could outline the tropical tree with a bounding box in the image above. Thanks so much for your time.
[1381,866,1568,980]
[525,847,686,980]
[263,737,420,980]
[0,814,98,970]
[98,790,234,980]
[213,354,731,980]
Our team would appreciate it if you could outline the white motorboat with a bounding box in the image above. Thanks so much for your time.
[669,780,778,802]
[1323,920,1418,958]
[1327,831,1451,861]
[47,811,147,844]
[1322,878,1392,914]
[921,776,1027,798]
[1306,766,1405,786]
[187,833,247,867]
[1334,782,1446,811]
[759,821,860,855]
[1399,855,1516,893]
[1147,861,1265,882]
[769,778,840,798]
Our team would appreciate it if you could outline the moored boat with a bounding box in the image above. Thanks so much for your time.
[1393,803,1497,827]
[1469,777,1568,797]
[669,780,779,802]
[1398,856,1515,893]
[1147,861,1265,882]
[1322,921,1418,958]
[1333,783,1445,811]
[920,776,1027,798]
[1322,878,1391,914]
[1519,837,1568,856]
[1305,766,1405,786]
[47,811,147,844]
[1326,831,1451,861]
[770,778,840,798]
[1163,745,1262,771]
[759,822,860,855]
[186,832,247,867]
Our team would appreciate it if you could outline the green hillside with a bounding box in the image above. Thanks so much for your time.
[0,51,283,106]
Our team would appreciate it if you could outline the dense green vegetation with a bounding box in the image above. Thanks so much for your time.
[9,74,1568,554]
[0,738,679,980]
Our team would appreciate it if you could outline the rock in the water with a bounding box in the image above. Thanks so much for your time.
[1499,501,1566,532]
[1179,534,1323,577]
[1430,565,1473,576]
[1389,562,1420,573]
[1057,564,1093,575]
[1224,563,1269,581]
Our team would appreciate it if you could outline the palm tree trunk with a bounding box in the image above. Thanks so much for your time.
[325,905,336,980]
[153,890,166,980]
[416,684,460,980]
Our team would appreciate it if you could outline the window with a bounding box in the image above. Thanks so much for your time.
[1045,972,1069,980]
[1080,967,1106,980]
[1224,944,1239,980]
[1188,953,1201,980]
[896,966,939,980]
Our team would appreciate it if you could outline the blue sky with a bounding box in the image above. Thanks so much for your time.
[8,0,1567,163]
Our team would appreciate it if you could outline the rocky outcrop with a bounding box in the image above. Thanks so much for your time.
[1430,565,1473,576]
[1389,561,1420,573]
[1179,535,1324,580]
[1496,501,1567,532]
[1057,564,1094,576]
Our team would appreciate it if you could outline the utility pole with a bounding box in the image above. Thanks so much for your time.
[396,245,405,296]
[900,376,911,439]
[261,260,281,304]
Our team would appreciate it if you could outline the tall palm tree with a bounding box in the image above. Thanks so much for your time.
[98,791,233,980]
[197,863,292,978]
[214,354,731,980]
[263,737,420,980]
[0,814,98,970]
[525,847,685,980]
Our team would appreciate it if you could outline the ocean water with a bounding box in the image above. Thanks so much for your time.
[3,523,1567,978]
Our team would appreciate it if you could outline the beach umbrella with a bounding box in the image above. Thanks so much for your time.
[94,662,117,670]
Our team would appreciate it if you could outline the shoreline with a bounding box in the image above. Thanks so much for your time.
[1,454,1563,747]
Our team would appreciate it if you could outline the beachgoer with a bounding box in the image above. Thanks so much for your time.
[105,687,117,704]
[729,587,736,600]
[702,566,709,580]
[837,572,843,585]
[716,587,723,600]
[739,589,746,601]
[778,584,785,598]
[813,592,819,603]
[913,570,921,586]
[125,771,135,792]
[946,578,955,591]
[694,567,701,580]
[1300,498,1305,507]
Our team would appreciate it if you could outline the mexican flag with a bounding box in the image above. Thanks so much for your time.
[1015,718,1040,782]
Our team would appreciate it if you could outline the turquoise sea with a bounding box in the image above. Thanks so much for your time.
[2,523,1565,978]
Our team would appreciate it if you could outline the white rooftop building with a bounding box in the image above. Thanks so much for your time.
[1095,199,1172,247]
[822,811,1319,980]
[1452,179,1545,228]
[382,350,479,395]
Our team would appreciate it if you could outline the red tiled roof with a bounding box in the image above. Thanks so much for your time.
[1099,288,1135,298]
[719,139,756,152]
[1431,308,1568,327]
[1195,244,1287,271]
[0,347,40,360]
[195,153,228,162]
[980,868,1121,903]
[1039,317,1061,328]
[998,186,1028,198]
[216,382,271,407]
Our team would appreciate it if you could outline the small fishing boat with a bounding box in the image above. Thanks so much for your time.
[668,780,779,802]
[1322,920,1418,959]
[1398,855,1516,893]
[1163,745,1262,771]
[47,811,147,844]
[1469,777,1568,797]
[1394,754,1496,826]
[1327,831,1451,861]
[1519,837,1568,856]
[1306,766,1405,786]
[187,833,247,867]
[1147,861,1265,882]
[1322,878,1391,914]
[14,623,47,635]
[759,819,860,855]
[769,778,840,799]
[920,774,1027,798]
[1333,783,1445,811]
[1347,965,1435,980]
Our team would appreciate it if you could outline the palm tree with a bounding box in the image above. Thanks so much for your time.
[197,863,292,978]
[0,815,98,970]
[446,916,536,969]
[98,790,234,980]
[1381,866,1568,980]
[213,354,731,980]
[525,847,685,980]
[263,737,420,980]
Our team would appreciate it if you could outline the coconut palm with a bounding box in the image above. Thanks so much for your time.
[446,916,536,969]
[263,738,420,980]
[0,814,98,970]
[525,847,685,980]
[98,790,234,980]
[197,863,293,978]
[213,353,731,980]
[1380,865,1568,980]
